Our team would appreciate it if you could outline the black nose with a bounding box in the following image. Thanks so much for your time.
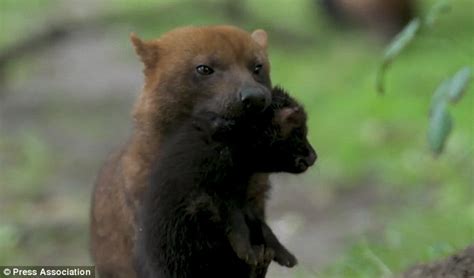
[306,151,317,166]
[239,87,271,112]
[296,151,317,170]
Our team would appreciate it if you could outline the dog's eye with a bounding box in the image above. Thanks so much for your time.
[196,65,214,75]
[253,64,263,75]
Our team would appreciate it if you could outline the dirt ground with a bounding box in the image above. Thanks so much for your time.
[402,245,474,278]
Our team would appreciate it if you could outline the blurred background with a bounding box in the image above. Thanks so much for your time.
[0,0,472,277]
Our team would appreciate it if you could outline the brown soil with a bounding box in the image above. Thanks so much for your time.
[403,245,474,278]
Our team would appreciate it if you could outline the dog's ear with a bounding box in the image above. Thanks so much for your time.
[130,33,159,67]
[251,29,268,49]
[275,107,303,137]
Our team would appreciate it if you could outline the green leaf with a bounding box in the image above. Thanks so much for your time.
[383,19,421,63]
[428,102,453,155]
[447,67,471,103]
[430,78,451,111]
[425,0,451,27]
[376,19,421,94]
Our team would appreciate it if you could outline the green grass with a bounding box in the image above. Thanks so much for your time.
[0,0,473,276]
[324,193,474,277]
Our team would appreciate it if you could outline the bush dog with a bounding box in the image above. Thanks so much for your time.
[91,26,277,278]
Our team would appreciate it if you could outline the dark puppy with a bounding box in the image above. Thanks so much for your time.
[136,87,316,278]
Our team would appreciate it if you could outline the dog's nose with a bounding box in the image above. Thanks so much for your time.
[239,88,271,112]
[296,151,317,170]
[305,151,317,166]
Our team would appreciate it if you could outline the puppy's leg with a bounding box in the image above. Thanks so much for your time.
[260,221,297,267]
[226,208,257,266]
[249,245,274,278]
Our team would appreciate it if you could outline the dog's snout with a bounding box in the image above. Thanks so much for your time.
[239,87,271,112]
[305,150,317,166]
[295,150,317,171]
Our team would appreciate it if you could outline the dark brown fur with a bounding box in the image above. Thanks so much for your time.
[135,87,316,278]
[90,26,274,278]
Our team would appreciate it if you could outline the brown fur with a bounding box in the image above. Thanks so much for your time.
[90,25,272,278]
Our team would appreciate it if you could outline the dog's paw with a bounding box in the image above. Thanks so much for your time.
[273,248,298,268]
[253,245,275,265]
[232,241,258,266]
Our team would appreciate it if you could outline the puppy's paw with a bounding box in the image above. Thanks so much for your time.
[273,248,298,268]
[253,245,275,265]
[233,242,258,266]
[249,245,274,277]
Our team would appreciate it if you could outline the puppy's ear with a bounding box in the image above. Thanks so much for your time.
[275,107,302,137]
[251,29,268,49]
[130,33,159,67]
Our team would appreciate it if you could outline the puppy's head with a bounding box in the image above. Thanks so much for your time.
[130,26,272,133]
[254,87,317,174]
[270,106,317,173]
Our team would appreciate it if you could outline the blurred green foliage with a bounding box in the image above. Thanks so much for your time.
[377,0,472,156]
[427,66,472,155]
[0,0,472,277]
